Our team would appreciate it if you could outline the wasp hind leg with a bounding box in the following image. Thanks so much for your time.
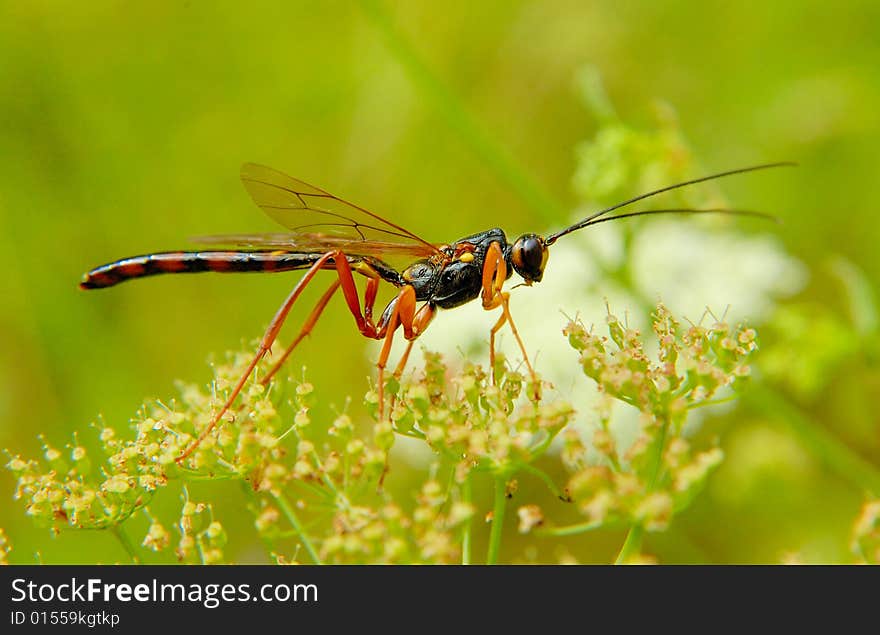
[176,250,339,462]
[260,279,342,386]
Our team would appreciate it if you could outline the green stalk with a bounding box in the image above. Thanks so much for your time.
[486,476,508,565]
[518,462,569,501]
[239,481,283,560]
[614,416,670,564]
[359,0,565,226]
[536,519,608,537]
[273,491,322,564]
[614,524,645,564]
[111,525,140,564]
[462,477,473,565]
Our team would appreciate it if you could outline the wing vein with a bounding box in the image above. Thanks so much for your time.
[240,165,443,257]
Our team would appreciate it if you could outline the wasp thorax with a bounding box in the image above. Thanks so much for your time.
[510,233,548,284]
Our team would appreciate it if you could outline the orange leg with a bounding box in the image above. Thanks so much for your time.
[489,302,507,382]
[386,302,436,413]
[335,255,382,337]
[370,285,440,418]
[331,257,415,420]
[374,286,417,420]
[480,242,507,309]
[176,248,429,460]
[480,242,537,388]
[394,301,436,378]
[488,292,536,382]
[177,250,338,461]
[394,340,416,379]
[262,258,385,387]
[260,279,341,386]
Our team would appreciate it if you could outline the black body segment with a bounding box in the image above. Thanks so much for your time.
[79,250,402,290]
[401,227,514,309]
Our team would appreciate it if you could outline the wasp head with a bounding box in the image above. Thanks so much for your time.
[510,233,549,284]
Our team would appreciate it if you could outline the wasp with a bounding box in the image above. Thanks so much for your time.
[81,162,789,459]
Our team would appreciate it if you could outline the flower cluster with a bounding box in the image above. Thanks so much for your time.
[559,303,756,534]
[173,497,227,565]
[5,345,287,536]
[313,480,476,564]
[5,301,764,564]
[7,432,161,535]
[388,351,573,488]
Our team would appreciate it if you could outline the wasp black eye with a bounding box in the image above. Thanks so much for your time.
[510,234,548,283]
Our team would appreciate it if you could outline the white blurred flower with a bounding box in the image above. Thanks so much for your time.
[631,220,808,323]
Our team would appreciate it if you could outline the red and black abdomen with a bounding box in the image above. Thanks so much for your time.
[80,251,338,289]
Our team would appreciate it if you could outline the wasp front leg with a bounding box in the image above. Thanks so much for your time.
[480,241,538,391]
[372,288,436,420]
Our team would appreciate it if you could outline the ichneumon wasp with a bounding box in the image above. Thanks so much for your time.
[80,161,791,460]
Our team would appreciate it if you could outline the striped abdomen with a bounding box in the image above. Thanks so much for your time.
[80,250,343,289]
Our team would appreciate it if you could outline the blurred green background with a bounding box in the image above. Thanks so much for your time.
[1,0,878,563]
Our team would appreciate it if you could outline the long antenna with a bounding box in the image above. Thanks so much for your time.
[571,207,780,230]
[544,162,794,245]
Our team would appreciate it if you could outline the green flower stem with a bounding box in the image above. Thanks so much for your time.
[309,449,343,497]
[238,481,282,559]
[486,476,508,565]
[195,536,207,565]
[528,429,564,458]
[395,428,426,440]
[111,525,140,564]
[614,524,645,564]
[293,477,336,502]
[746,385,880,496]
[359,0,565,226]
[87,501,144,531]
[518,462,568,501]
[462,477,473,565]
[536,519,608,537]
[614,415,670,564]
[688,395,737,410]
[286,426,342,497]
[272,491,322,564]
[176,468,241,482]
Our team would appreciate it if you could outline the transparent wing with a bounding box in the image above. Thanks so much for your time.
[188,232,442,257]
[238,163,442,258]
